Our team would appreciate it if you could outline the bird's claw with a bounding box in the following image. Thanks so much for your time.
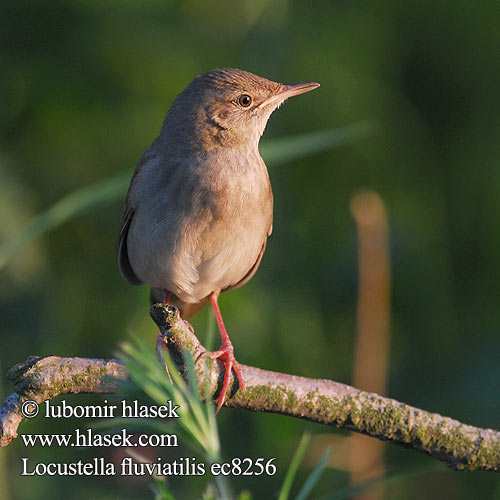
[202,342,245,413]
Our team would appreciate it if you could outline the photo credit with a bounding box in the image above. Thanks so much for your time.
[20,398,277,478]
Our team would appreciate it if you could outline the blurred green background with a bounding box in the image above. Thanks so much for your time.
[1,0,499,498]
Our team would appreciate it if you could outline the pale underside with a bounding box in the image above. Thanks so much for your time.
[118,145,273,304]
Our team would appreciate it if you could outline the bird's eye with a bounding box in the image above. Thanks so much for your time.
[238,94,252,107]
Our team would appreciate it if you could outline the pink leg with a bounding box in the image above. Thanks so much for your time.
[207,291,245,413]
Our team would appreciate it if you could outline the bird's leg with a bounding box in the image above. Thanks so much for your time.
[206,291,245,413]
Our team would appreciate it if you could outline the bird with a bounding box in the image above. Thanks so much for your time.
[117,68,319,411]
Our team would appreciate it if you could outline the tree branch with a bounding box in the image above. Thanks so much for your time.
[1,303,499,473]
[0,355,128,447]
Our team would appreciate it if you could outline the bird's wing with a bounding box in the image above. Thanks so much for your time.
[223,237,268,292]
[116,204,143,285]
[116,149,158,286]
[224,202,273,292]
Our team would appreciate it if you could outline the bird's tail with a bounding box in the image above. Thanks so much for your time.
[150,287,207,319]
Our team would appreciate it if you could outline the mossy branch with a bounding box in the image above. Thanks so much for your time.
[0,356,128,447]
[1,303,499,473]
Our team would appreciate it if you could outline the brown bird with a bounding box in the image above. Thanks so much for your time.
[117,68,319,410]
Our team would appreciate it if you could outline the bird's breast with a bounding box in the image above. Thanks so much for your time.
[128,147,273,302]
[187,149,273,294]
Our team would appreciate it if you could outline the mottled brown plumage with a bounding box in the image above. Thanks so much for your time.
[117,68,319,409]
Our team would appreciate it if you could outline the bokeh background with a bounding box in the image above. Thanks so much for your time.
[1,1,499,498]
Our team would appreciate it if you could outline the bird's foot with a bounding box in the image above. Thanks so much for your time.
[204,341,245,413]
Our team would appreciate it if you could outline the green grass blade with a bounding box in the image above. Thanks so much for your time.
[120,341,204,448]
[237,492,253,500]
[152,480,177,500]
[294,448,331,500]
[317,463,443,500]
[260,121,373,166]
[0,171,130,270]
[277,432,311,500]
[119,337,224,461]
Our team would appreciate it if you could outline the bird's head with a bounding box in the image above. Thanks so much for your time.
[162,68,319,152]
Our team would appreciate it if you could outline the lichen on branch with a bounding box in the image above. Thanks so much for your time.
[1,303,499,473]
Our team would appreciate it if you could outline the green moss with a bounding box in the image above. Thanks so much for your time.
[285,391,298,409]
[28,363,110,399]
[241,384,287,409]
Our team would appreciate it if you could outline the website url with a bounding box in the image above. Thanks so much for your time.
[21,428,178,448]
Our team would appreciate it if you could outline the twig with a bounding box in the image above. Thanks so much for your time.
[0,356,127,446]
[1,304,499,473]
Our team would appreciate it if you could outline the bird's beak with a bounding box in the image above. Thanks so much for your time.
[257,81,320,109]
